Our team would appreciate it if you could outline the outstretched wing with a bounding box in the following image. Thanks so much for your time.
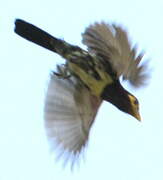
[44,73,102,165]
[82,22,149,87]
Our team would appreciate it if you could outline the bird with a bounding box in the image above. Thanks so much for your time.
[14,19,149,166]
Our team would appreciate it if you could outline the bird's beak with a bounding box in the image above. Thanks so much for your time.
[133,111,141,121]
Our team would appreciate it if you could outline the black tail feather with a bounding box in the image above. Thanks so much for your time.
[14,19,85,61]
[14,19,60,53]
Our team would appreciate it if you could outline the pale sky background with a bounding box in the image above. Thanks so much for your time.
[1,0,163,179]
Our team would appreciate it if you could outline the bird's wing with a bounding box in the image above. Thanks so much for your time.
[44,73,102,165]
[82,22,149,87]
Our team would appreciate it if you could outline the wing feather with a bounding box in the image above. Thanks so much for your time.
[82,22,149,87]
[44,74,102,165]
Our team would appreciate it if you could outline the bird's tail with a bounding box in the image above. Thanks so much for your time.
[14,19,76,58]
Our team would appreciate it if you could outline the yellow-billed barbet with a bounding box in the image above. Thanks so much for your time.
[14,19,149,165]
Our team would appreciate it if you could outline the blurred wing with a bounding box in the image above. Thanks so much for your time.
[44,74,102,164]
[82,22,149,87]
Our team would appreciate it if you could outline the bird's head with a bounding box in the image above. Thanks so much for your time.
[101,81,141,121]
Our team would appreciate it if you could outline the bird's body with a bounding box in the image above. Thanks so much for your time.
[15,19,115,97]
[14,19,149,166]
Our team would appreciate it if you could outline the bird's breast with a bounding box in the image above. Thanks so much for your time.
[68,61,113,97]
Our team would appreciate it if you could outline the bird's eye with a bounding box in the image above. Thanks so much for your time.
[134,99,138,105]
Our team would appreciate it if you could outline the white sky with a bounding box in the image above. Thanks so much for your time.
[1,0,163,179]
